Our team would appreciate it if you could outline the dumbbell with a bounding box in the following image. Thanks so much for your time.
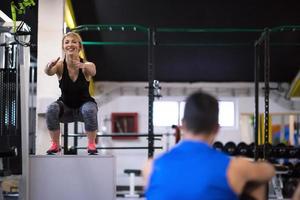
[213,141,224,152]
[274,143,287,158]
[248,143,255,158]
[236,142,249,157]
[287,146,300,158]
[224,142,237,156]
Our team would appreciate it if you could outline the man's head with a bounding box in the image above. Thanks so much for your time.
[182,90,219,136]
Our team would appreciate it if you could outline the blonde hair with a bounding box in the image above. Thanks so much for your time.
[62,32,83,51]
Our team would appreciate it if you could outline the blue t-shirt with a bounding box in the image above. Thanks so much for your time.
[145,140,238,200]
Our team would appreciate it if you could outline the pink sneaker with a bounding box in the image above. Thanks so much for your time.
[87,143,98,155]
[46,142,61,154]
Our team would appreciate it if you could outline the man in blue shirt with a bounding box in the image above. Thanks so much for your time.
[144,90,275,200]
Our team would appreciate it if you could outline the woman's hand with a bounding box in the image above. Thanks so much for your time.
[73,60,96,77]
[48,57,60,68]
[73,60,85,69]
[45,57,60,75]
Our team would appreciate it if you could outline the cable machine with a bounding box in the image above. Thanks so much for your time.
[0,21,30,200]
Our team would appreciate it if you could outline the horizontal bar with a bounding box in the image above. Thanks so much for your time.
[76,147,163,150]
[72,24,149,33]
[73,24,300,35]
[157,28,264,33]
[82,41,300,47]
[82,41,147,46]
[63,133,164,137]
[270,43,300,46]
[271,25,300,32]
[158,43,252,47]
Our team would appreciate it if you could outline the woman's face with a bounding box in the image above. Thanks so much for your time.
[63,36,81,56]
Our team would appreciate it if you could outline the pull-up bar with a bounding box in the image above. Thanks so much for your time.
[74,24,300,47]
[157,28,263,33]
[72,24,149,33]
[73,24,300,33]
[157,25,300,33]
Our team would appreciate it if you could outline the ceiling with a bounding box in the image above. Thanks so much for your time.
[1,0,300,83]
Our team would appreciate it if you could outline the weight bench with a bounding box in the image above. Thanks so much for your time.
[124,169,141,198]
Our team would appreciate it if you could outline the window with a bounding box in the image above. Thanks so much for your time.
[154,100,236,128]
[218,101,235,127]
[153,101,179,126]
[179,101,186,125]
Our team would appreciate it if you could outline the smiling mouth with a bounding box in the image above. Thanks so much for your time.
[66,48,77,52]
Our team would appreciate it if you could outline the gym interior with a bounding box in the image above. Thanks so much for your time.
[1,0,300,200]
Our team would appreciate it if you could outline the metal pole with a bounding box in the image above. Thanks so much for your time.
[64,123,68,154]
[263,28,271,200]
[74,121,78,155]
[263,29,270,160]
[19,40,30,200]
[254,41,260,160]
[148,28,155,158]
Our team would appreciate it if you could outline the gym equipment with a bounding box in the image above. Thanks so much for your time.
[0,147,17,158]
[62,122,78,155]
[269,165,288,200]
[76,146,163,150]
[274,143,287,158]
[223,142,237,156]
[62,129,170,154]
[29,155,115,200]
[0,21,30,200]
[212,141,223,152]
[263,143,273,158]
[282,178,299,199]
[211,141,300,159]
[287,146,299,158]
[236,142,249,156]
[123,169,141,198]
[293,163,300,178]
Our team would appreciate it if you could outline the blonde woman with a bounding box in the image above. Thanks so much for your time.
[44,32,98,154]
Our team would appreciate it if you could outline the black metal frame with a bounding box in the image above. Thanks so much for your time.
[147,27,155,158]
[70,25,158,157]
[76,146,162,150]
[63,121,78,154]
[71,24,300,159]
[254,28,271,161]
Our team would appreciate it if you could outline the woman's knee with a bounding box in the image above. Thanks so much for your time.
[81,102,98,131]
[46,102,61,116]
[46,102,61,130]
[81,102,98,116]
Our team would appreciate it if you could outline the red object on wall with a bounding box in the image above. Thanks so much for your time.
[111,112,138,140]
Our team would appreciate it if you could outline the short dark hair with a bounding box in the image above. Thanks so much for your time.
[182,90,219,134]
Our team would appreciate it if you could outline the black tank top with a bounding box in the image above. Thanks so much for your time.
[58,59,95,108]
